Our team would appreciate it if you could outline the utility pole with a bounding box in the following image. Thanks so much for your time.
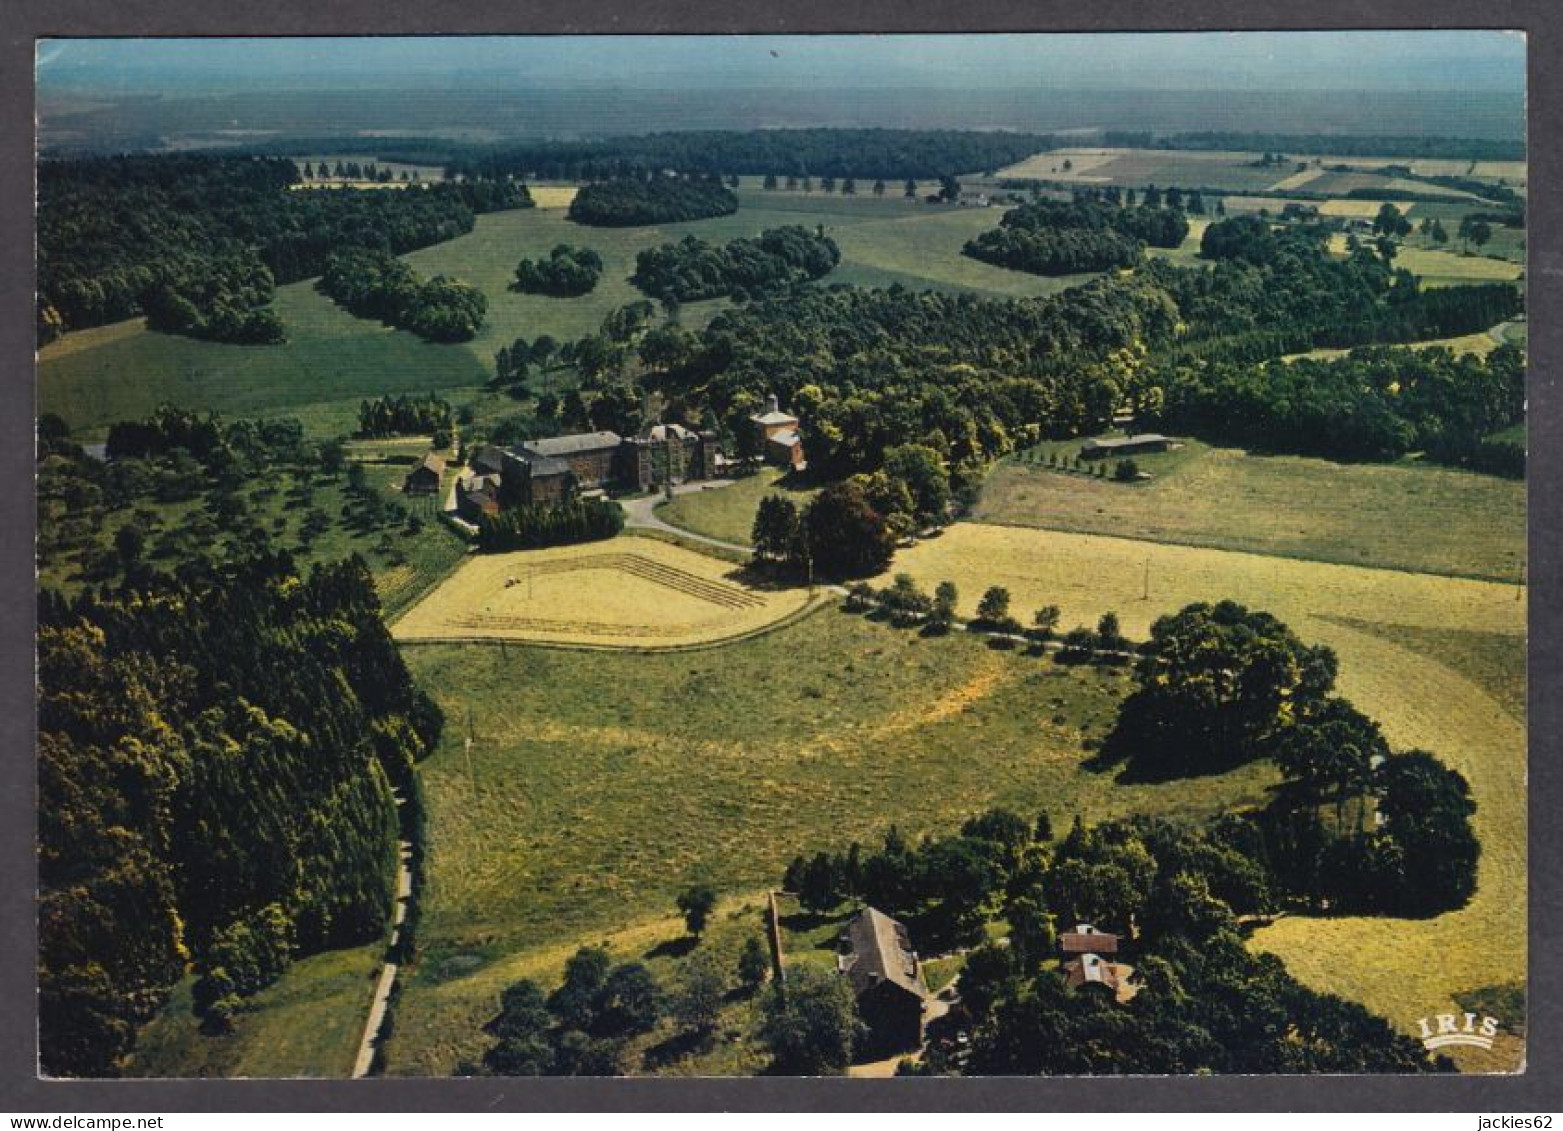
[1143,555,1151,601]
[464,707,477,795]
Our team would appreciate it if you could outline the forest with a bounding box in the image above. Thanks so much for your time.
[964,196,1191,278]
[512,245,605,297]
[631,226,841,302]
[567,176,739,227]
[1143,345,1525,470]
[36,155,529,344]
[383,128,1071,182]
[38,533,442,1077]
[319,248,488,342]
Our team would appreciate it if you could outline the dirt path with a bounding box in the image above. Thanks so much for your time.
[351,794,415,1079]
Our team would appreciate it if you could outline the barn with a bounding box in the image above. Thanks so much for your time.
[403,453,446,496]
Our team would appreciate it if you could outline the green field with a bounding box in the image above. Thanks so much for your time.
[126,942,384,1078]
[655,468,820,546]
[386,603,1278,1074]
[981,439,1525,582]
[39,188,1110,442]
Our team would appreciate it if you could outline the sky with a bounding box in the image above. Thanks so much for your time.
[37,32,1526,94]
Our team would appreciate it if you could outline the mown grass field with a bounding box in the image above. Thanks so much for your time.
[655,469,821,547]
[387,603,1280,1074]
[126,942,384,1078]
[391,535,815,648]
[980,440,1526,582]
[889,521,1526,1070]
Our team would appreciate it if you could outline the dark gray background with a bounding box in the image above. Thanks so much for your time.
[4,0,1558,1112]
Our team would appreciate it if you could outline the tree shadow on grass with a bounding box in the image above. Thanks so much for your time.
[643,935,698,961]
[1082,720,1261,785]
[642,1027,713,1071]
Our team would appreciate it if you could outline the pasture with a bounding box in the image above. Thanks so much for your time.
[888,522,1525,1068]
[979,441,1525,582]
[387,600,1280,1074]
[390,535,815,649]
[40,185,1110,442]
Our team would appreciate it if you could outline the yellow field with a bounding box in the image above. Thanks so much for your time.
[1268,167,1327,192]
[527,185,580,209]
[890,522,1526,1069]
[37,316,147,362]
[1318,198,1415,219]
[1284,327,1502,362]
[391,536,815,649]
[995,148,1120,182]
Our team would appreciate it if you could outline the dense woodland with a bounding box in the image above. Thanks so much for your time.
[39,544,441,1077]
[1144,346,1525,470]
[37,155,529,345]
[319,248,488,342]
[631,226,840,302]
[964,196,1190,276]
[568,176,739,227]
[512,245,605,297]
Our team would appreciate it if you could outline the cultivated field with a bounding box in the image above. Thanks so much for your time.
[981,441,1526,581]
[387,603,1280,1074]
[391,535,815,649]
[888,521,1526,1069]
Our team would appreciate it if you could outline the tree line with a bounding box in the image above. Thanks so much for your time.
[37,154,529,345]
[387,128,1069,183]
[631,226,840,302]
[567,176,739,227]
[1108,130,1524,162]
[1142,344,1525,469]
[475,498,625,552]
[358,393,454,439]
[39,548,442,1077]
[319,247,487,342]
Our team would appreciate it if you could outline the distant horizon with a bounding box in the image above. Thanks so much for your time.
[38,32,1526,95]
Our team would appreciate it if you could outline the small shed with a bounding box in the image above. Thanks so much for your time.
[404,453,446,495]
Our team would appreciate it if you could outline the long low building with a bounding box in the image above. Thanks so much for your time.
[1079,434,1172,459]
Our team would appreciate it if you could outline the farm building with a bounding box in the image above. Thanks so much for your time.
[750,394,806,470]
[403,453,446,496]
[455,472,502,522]
[1063,952,1138,1004]
[493,424,719,507]
[836,907,929,1056]
[1058,923,1120,956]
[1079,434,1173,460]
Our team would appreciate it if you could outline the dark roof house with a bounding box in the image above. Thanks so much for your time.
[403,453,446,495]
[837,907,929,1056]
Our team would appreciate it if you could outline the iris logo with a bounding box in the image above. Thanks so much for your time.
[1417,1012,1502,1050]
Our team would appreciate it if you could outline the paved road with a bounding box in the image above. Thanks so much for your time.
[619,481,754,556]
[351,792,414,1079]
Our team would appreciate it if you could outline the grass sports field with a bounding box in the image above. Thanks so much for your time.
[887,521,1525,1070]
[385,600,1281,1074]
[980,440,1525,582]
[391,536,815,649]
